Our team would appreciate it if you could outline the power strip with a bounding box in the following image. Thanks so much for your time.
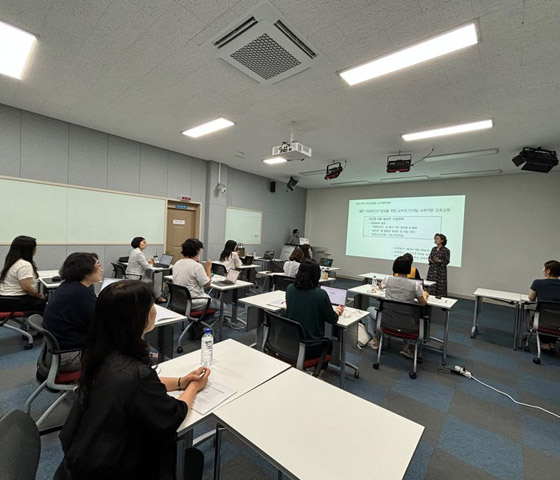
[451,365,472,378]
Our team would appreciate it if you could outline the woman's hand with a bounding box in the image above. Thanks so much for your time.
[148,258,154,265]
[336,305,345,316]
[187,368,210,392]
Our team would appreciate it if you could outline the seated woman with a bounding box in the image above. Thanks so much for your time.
[401,253,422,279]
[126,236,165,303]
[365,256,429,356]
[300,243,313,260]
[528,259,560,351]
[285,259,343,360]
[172,238,213,310]
[43,253,102,372]
[0,235,46,313]
[55,280,210,480]
[219,240,242,271]
[283,247,304,277]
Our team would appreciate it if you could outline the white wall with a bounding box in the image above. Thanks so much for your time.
[305,173,560,297]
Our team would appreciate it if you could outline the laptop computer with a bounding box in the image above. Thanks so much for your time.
[269,261,284,273]
[319,257,333,268]
[321,285,347,306]
[99,277,123,293]
[263,251,275,260]
[242,255,254,265]
[213,268,240,286]
[153,254,173,268]
[299,237,309,245]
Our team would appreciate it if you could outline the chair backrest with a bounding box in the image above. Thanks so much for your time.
[536,301,560,334]
[166,282,193,315]
[378,299,422,334]
[212,263,227,276]
[274,275,295,292]
[111,262,126,279]
[0,410,40,480]
[28,314,63,383]
[118,256,129,263]
[263,310,306,363]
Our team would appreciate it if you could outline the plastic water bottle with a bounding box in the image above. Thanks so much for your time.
[153,253,159,264]
[201,328,213,367]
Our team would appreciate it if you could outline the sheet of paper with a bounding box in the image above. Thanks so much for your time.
[267,299,286,307]
[168,380,237,415]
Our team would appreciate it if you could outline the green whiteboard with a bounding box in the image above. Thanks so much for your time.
[225,207,262,244]
[0,177,166,244]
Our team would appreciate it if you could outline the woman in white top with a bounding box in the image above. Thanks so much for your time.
[218,240,242,271]
[172,238,213,310]
[283,247,304,277]
[0,235,46,313]
[126,237,166,303]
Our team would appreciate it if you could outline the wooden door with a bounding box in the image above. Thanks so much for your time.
[166,203,198,262]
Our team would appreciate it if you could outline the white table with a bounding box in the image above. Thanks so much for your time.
[212,261,259,283]
[257,271,335,292]
[37,270,63,294]
[320,266,340,278]
[150,305,188,361]
[212,367,424,480]
[238,290,369,389]
[471,288,533,350]
[349,284,457,364]
[359,272,436,288]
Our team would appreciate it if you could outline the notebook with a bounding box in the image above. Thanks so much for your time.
[319,257,333,267]
[320,285,347,306]
[153,254,173,268]
[213,269,240,286]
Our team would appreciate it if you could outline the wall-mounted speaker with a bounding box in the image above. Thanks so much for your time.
[270,181,276,193]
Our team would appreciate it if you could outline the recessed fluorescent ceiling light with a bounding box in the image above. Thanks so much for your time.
[339,23,478,86]
[380,176,429,182]
[263,157,287,165]
[182,118,234,138]
[299,169,325,176]
[331,180,370,186]
[0,21,36,79]
[425,148,499,162]
[402,119,493,142]
[440,169,501,177]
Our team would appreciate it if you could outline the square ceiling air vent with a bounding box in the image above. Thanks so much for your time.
[210,3,318,85]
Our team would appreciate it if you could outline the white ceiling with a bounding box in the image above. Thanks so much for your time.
[1,0,559,189]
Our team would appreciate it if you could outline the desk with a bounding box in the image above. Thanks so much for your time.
[321,266,340,278]
[257,271,335,292]
[349,284,457,364]
[150,305,187,362]
[238,290,369,389]
[37,270,63,296]
[212,261,259,284]
[212,367,424,480]
[157,339,290,476]
[471,288,531,350]
[359,272,436,288]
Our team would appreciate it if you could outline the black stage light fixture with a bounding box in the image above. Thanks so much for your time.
[324,161,344,180]
[387,153,412,173]
[511,147,558,173]
[286,176,298,191]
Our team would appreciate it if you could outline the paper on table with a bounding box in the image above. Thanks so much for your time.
[267,299,285,307]
[155,308,175,322]
[169,380,237,415]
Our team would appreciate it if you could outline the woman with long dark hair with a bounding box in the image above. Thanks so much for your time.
[285,259,343,359]
[56,280,210,479]
[0,235,46,313]
[219,239,242,271]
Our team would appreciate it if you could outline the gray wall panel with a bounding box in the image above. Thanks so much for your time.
[34,245,68,271]
[139,144,168,197]
[21,111,69,184]
[107,135,141,193]
[191,157,207,203]
[0,104,21,177]
[68,125,108,189]
[167,151,192,199]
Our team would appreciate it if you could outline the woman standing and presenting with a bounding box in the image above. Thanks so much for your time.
[219,240,242,271]
[55,280,210,480]
[0,235,46,313]
[427,233,450,297]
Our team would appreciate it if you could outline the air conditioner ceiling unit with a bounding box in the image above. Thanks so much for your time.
[209,3,318,85]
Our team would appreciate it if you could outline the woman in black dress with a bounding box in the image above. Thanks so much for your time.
[427,233,450,297]
[55,280,210,480]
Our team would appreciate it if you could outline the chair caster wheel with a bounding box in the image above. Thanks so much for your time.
[409,371,417,379]
[176,346,184,354]
[354,371,360,379]
[533,357,541,365]
[372,363,379,370]
[24,344,33,350]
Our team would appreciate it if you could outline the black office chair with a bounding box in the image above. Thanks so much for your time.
[0,410,40,480]
[273,275,295,292]
[25,315,81,428]
[525,301,560,364]
[211,263,227,277]
[0,296,34,350]
[165,282,217,353]
[111,262,126,279]
[262,310,331,376]
[372,299,425,379]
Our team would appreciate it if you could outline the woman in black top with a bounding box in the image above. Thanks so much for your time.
[55,280,210,480]
[427,233,450,297]
[528,260,560,350]
[43,252,102,372]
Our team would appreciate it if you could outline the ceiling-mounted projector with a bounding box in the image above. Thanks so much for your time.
[272,141,312,161]
[512,146,558,173]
